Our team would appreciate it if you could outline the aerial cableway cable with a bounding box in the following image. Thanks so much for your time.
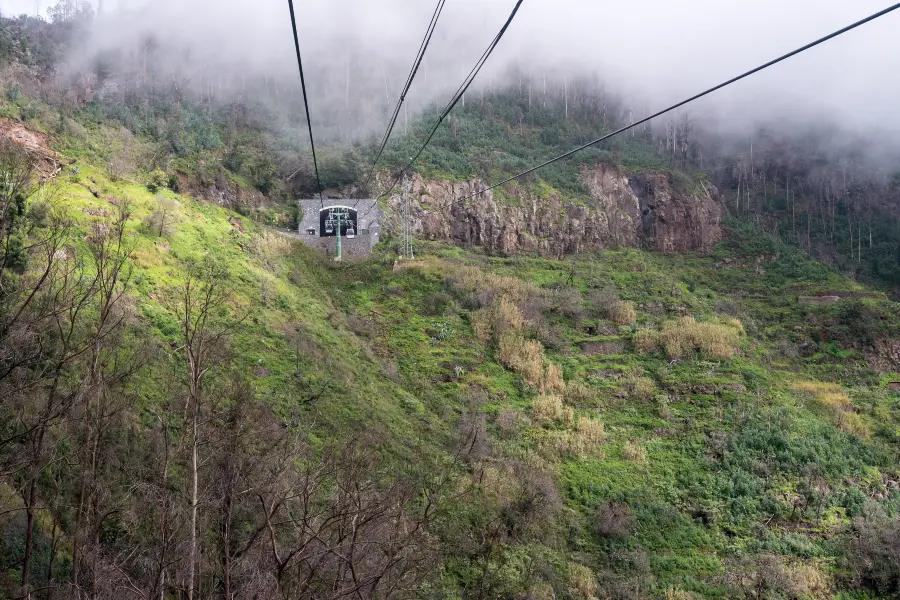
[373,0,526,204]
[361,0,448,193]
[286,0,324,208]
[444,2,900,207]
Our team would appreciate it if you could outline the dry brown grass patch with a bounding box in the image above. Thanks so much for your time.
[622,440,647,463]
[568,563,598,600]
[532,394,574,424]
[498,333,545,386]
[792,381,870,438]
[541,361,565,393]
[635,316,743,359]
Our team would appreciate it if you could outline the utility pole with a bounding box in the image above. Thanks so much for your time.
[325,207,353,262]
[402,174,414,259]
[336,212,343,261]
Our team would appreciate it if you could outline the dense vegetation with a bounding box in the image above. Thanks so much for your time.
[1,5,900,600]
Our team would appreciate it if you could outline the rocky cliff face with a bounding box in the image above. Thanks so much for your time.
[177,169,268,211]
[381,164,722,257]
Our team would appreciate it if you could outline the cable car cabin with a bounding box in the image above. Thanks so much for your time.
[296,199,381,259]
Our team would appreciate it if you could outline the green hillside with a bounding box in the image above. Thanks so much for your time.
[1,10,900,600]
[2,142,899,597]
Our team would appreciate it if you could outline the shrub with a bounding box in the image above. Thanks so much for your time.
[346,314,375,339]
[846,508,900,594]
[496,410,520,437]
[622,371,655,402]
[775,338,799,358]
[499,333,545,386]
[715,299,739,316]
[589,287,620,317]
[649,316,742,359]
[472,296,525,342]
[576,416,605,444]
[789,563,830,599]
[532,394,574,424]
[656,394,671,420]
[633,326,657,353]
[664,588,696,600]
[565,381,598,406]
[548,286,585,323]
[568,563,598,600]
[552,422,605,458]
[589,288,636,324]
[423,291,454,316]
[594,501,633,538]
[622,440,646,463]
[607,300,637,325]
[541,361,565,394]
[248,231,293,271]
[142,195,180,238]
[146,167,169,192]
[470,309,492,341]
[734,555,830,600]
[444,264,537,308]
[481,460,562,539]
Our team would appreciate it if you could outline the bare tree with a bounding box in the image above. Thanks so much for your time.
[166,258,237,600]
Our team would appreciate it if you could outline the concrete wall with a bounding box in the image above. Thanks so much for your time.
[297,199,381,257]
[299,234,377,259]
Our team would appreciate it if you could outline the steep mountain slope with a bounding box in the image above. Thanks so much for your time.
[1,11,900,600]
[3,108,899,597]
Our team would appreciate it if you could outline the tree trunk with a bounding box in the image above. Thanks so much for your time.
[188,397,199,600]
[22,477,37,596]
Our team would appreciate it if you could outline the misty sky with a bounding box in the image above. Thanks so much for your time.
[3,0,899,135]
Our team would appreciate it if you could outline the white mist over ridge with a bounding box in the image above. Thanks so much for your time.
[5,0,900,142]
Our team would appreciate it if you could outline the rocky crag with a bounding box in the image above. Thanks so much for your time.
[381,164,722,257]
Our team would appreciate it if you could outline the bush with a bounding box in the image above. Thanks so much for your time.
[146,167,169,193]
[622,440,646,463]
[633,326,657,353]
[576,416,604,444]
[608,300,637,325]
[541,361,565,394]
[594,501,633,538]
[664,588,696,600]
[496,410,521,438]
[589,287,619,317]
[473,296,525,342]
[637,316,743,360]
[732,555,831,600]
[444,264,537,308]
[423,292,454,316]
[548,286,585,323]
[499,333,545,386]
[846,507,900,594]
[565,381,598,406]
[532,394,574,424]
[568,563,598,600]
[622,371,655,402]
[551,418,605,458]
[481,460,562,540]
[775,338,799,358]
[589,287,636,324]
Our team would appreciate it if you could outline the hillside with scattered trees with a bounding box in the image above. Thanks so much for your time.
[0,5,899,600]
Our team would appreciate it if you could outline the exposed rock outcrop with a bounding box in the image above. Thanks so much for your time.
[0,116,61,178]
[381,164,721,257]
[177,169,268,211]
